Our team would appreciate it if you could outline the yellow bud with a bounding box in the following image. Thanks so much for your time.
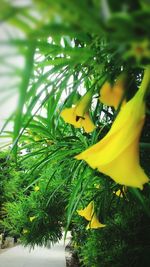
[34,186,40,192]
[23,229,29,234]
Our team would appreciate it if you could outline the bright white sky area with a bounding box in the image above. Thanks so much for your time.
[0,24,23,147]
[0,0,43,142]
[0,0,32,147]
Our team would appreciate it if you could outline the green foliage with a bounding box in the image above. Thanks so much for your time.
[0,151,23,207]
[2,175,68,248]
[71,187,150,267]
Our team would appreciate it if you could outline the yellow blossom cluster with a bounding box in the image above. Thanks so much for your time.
[61,67,150,189]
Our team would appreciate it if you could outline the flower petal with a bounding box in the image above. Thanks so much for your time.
[86,214,106,229]
[61,107,95,132]
[99,77,126,109]
[81,113,96,133]
[77,201,94,221]
[60,107,82,128]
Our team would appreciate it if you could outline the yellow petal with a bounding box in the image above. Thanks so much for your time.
[86,214,106,230]
[75,70,150,189]
[77,201,94,221]
[61,107,95,133]
[75,90,93,117]
[99,130,148,189]
[60,107,82,128]
[81,113,96,133]
[99,76,126,109]
[60,90,95,132]
[114,189,123,197]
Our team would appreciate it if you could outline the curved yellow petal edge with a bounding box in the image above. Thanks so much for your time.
[86,214,106,230]
[77,201,94,221]
[75,67,150,189]
[60,91,96,133]
[99,75,126,109]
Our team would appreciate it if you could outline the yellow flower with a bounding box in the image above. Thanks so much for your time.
[124,39,150,62]
[77,202,106,230]
[114,186,126,198]
[34,186,40,192]
[34,135,41,141]
[99,75,126,110]
[60,90,95,133]
[23,229,29,234]
[29,216,36,222]
[75,68,150,189]
[115,189,123,198]
[86,214,106,230]
[77,201,94,221]
[94,184,100,189]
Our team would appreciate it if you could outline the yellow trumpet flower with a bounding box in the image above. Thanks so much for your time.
[29,216,36,222]
[77,201,94,221]
[124,39,150,62]
[99,75,126,110]
[75,68,150,189]
[86,214,106,230]
[60,90,95,133]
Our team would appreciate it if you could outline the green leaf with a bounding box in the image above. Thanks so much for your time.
[12,43,36,158]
